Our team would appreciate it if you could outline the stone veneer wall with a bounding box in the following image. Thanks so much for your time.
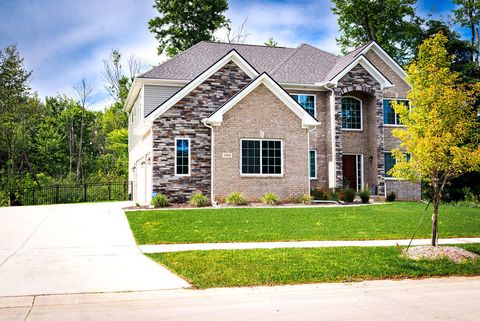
[334,64,385,195]
[213,84,310,201]
[151,61,251,202]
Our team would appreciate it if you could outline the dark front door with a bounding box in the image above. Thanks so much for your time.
[342,155,356,190]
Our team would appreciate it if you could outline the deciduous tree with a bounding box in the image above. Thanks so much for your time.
[149,0,229,57]
[331,0,422,65]
[390,32,480,246]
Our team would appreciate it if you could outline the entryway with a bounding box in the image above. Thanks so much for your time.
[342,154,363,191]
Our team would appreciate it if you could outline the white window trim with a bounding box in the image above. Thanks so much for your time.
[383,98,410,126]
[174,137,191,177]
[343,153,364,191]
[290,93,317,118]
[341,96,363,131]
[309,150,317,179]
[239,138,284,177]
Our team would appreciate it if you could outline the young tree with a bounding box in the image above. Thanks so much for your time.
[149,0,229,57]
[390,32,480,246]
[224,17,250,44]
[331,0,423,65]
[453,0,480,62]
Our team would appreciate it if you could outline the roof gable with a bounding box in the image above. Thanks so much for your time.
[328,54,393,89]
[205,72,320,128]
[144,49,259,122]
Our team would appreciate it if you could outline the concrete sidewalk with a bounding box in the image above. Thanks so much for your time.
[2,277,480,321]
[0,202,189,297]
[140,237,480,253]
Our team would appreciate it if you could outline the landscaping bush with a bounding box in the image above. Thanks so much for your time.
[299,193,313,204]
[359,189,370,204]
[386,192,396,202]
[311,187,328,200]
[150,193,169,208]
[225,192,247,206]
[328,190,340,202]
[261,192,279,205]
[340,188,356,203]
[189,192,210,207]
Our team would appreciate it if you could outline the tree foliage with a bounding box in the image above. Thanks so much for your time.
[148,0,229,57]
[264,37,278,47]
[389,32,480,246]
[331,0,423,65]
[453,0,480,61]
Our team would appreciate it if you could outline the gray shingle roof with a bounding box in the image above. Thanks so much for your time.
[139,41,371,84]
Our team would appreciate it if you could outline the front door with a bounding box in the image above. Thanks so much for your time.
[342,155,357,190]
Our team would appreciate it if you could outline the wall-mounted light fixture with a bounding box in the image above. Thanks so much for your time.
[147,156,152,165]
[140,161,145,168]
[132,165,136,173]
[369,156,373,163]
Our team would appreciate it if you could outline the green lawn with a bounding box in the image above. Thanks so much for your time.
[126,202,480,244]
[148,244,480,288]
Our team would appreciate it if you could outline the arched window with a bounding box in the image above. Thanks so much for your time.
[341,97,362,130]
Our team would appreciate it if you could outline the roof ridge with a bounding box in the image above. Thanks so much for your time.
[202,41,294,49]
[301,43,339,58]
[139,41,207,78]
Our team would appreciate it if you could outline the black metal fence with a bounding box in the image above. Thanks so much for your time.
[10,181,131,206]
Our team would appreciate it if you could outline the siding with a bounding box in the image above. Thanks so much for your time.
[143,84,182,117]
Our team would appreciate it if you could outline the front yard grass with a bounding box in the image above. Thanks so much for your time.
[126,202,480,244]
[148,244,480,288]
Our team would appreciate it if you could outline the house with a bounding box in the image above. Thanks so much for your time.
[124,41,421,205]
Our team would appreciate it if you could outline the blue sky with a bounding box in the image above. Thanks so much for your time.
[0,0,463,110]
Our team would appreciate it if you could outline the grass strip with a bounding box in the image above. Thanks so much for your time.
[148,244,480,288]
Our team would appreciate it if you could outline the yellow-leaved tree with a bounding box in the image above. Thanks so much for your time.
[391,32,480,246]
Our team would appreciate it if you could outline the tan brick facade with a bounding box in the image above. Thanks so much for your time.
[213,84,310,201]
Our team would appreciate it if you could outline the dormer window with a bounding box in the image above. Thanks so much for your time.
[290,94,316,117]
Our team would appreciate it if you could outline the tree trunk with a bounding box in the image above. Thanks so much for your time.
[431,197,439,246]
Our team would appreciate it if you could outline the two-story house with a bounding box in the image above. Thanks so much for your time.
[125,41,420,204]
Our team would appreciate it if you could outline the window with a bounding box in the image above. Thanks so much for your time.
[175,138,190,176]
[384,152,410,177]
[309,150,316,179]
[290,94,316,117]
[342,97,362,130]
[383,99,410,125]
[241,139,282,175]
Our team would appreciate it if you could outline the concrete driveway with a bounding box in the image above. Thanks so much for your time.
[0,202,189,297]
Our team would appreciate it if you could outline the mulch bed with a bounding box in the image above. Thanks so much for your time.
[404,245,479,263]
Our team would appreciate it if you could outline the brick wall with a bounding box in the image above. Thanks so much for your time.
[213,84,310,201]
[151,61,252,202]
[385,180,421,201]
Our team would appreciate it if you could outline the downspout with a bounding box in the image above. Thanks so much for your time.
[202,120,216,206]
[325,83,337,190]
[307,126,316,196]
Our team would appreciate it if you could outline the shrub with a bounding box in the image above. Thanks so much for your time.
[311,187,328,200]
[299,193,313,204]
[135,202,140,207]
[225,192,247,206]
[340,188,356,203]
[359,189,370,204]
[150,193,169,208]
[261,192,279,205]
[189,192,210,207]
[386,192,396,202]
[328,190,340,202]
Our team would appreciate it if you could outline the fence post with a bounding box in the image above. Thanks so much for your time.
[84,183,87,202]
[32,188,35,206]
[108,182,111,201]
[55,185,59,204]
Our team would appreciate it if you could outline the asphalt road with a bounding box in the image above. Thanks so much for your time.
[2,277,479,321]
